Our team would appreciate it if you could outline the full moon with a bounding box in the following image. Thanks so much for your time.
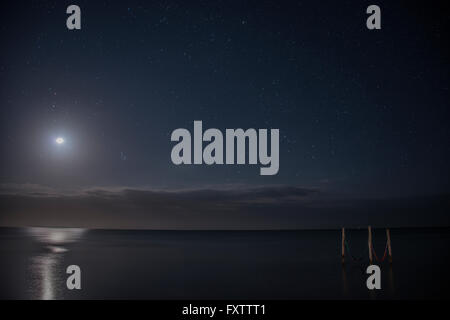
[56,137,65,144]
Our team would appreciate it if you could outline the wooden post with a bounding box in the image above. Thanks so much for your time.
[386,228,393,264]
[368,226,373,263]
[341,227,345,264]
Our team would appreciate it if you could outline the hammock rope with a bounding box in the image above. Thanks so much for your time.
[344,239,365,262]
[371,241,388,263]
[345,237,389,263]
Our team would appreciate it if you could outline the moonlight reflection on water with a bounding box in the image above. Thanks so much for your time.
[26,228,86,300]
[1,228,449,299]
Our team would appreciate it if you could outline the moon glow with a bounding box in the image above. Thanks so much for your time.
[56,137,65,144]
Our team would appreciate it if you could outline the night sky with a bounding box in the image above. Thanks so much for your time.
[1,1,449,229]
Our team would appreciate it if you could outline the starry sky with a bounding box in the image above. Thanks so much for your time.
[0,0,449,229]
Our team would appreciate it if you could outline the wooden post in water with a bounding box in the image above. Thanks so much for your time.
[386,228,393,264]
[368,226,373,263]
[341,227,345,264]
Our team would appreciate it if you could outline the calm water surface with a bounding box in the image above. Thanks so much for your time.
[0,227,449,299]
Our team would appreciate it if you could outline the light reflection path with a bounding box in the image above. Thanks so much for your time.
[26,228,86,300]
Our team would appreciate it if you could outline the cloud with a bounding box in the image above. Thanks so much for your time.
[0,184,449,229]
[0,184,319,229]
[0,183,62,196]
